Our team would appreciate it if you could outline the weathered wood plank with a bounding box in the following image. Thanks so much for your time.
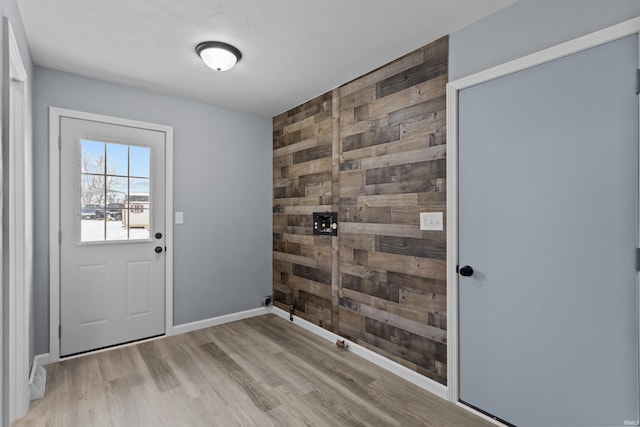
[340,181,437,198]
[342,124,401,152]
[339,170,366,188]
[376,54,448,99]
[359,145,446,170]
[278,129,302,148]
[357,193,419,208]
[340,117,390,140]
[294,289,333,313]
[286,214,313,228]
[273,177,296,188]
[386,271,446,296]
[293,264,331,286]
[341,273,400,303]
[299,171,333,186]
[341,287,433,327]
[273,184,306,199]
[339,222,423,239]
[365,159,445,186]
[281,114,316,136]
[366,251,446,281]
[273,196,326,207]
[341,206,391,224]
[390,206,446,225]
[287,157,332,178]
[399,112,447,144]
[388,96,446,126]
[300,245,332,267]
[300,118,333,142]
[359,303,446,344]
[344,299,426,334]
[305,181,331,198]
[302,303,333,329]
[360,333,447,385]
[340,133,435,162]
[357,338,419,372]
[364,317,446,365]
[273,240,301,256]
[337,264,388,284]
[280,233,315,246]
[273,259,293,274]
[367,75,447,121]
[273,251,317,269]
[284,91,332,120]
[339,84,377,112]
[288,275,332,300]
[338,307,365,340]
[273,137,319,158]
[273,153,293,168]
[338,232,376,252]
[293,144,332,165]
[340,46,429,97]
[376,235,446,260]
[282,205,329,215]
[399,288,446,315]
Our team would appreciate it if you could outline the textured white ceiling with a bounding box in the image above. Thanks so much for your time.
[17,0,514,117]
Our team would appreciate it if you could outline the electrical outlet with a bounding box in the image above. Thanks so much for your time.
[420,212,443,231]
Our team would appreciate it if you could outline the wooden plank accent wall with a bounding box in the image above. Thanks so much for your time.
[338,37,448,385]
[273,92,336,330]
[273,36,448,385]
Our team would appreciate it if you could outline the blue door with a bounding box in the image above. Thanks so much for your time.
[458,35,639,427]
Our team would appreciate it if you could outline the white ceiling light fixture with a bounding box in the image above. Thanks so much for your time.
[196,41,242,71]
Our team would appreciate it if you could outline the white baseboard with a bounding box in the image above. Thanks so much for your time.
[456,402,508,427]
[33,353,51,367]
[271,307,448,400]
[172,306,271,336]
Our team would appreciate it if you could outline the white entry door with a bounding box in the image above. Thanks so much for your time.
[59,115,166,356]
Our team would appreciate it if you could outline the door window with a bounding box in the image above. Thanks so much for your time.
[80,139,151,242]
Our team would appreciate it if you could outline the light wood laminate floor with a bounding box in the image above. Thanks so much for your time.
[13,314,493,427]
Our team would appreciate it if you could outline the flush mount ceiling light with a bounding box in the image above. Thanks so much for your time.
[196,41,242,71]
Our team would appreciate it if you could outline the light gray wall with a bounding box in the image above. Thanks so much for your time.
[0,0,33,423]
[450,0,640,80]
[33,67,272,355]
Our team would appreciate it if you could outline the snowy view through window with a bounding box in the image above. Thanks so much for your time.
[80,139,151,242]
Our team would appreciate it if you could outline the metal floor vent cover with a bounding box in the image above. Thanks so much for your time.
[29,360,46,400]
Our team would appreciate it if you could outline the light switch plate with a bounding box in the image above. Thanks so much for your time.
[175,211,184,225]
[420,212,443,231]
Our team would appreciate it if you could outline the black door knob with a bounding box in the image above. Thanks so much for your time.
[155,232,163,239]
[155,246,163,254]
[459,265,473,277]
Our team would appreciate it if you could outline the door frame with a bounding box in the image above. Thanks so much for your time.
[2,17,30,422]
[48,108,174,363]
[446,16,640,404]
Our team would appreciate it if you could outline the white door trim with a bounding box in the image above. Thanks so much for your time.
[49,108,174,363]
[2,16,30,422]
[446,16,640,402]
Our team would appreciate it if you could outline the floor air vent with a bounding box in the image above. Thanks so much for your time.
[29,360,46,400]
